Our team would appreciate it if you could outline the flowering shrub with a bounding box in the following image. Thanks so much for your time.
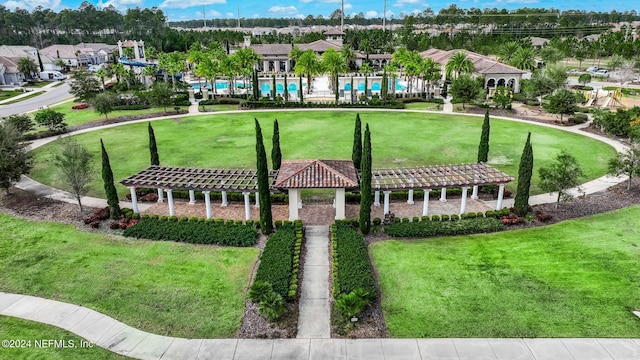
[71,103,90,110]
[535,211,553,222]
[83,207,109,224]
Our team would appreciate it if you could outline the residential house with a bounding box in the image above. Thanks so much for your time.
[40,43,116,70]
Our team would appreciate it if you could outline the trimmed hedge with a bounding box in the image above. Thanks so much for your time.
[254,223,298,299]
[331,222,377,299]
[384,217,505,238]
[113,104,151,110]
[240,100,404,110]
[122,217,258,246]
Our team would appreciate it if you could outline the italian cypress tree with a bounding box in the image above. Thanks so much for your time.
[100,139,122,219]
[284,74,288,102]
[148,122,160,166]
[271,119,282,170]
[350,76,354,102]
[271,74,276,100]
[477,110,490,163]
[381,70,388,99]
[514,132,534,216]
[252,70,259,99]
[255,119,273,234]
[352,113,362,169]
[359,123,372,234]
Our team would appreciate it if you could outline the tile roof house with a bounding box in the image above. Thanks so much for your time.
[420,48,528,92]
[0,45,60,83]
[0,56,24,85]
[40,43,115,69]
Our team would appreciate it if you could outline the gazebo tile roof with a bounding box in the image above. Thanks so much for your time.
[274,160,359,189]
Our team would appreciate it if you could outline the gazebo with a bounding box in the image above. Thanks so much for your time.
[120,161,514,220]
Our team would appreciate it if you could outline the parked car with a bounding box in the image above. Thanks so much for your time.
[586,66,599,72]
[595,69,609,77]
[39,71,66,81]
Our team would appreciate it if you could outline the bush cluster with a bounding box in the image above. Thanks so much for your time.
[122,217,258,246]
[331,222,377,299]
[112,104,151,110]
[384,217,505,237]
[254,222,300,299]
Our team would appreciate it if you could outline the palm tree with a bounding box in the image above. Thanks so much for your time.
[497,42,520,64]
[294,50,321,94]
[386,62,400,99]
[199,47,225,95]
[359,62,373,98]
[112,62,125,83]
[321,48,348,99]
[219,55,238,95]
[158,51,187,90]
[54,59,66,72]
[289,45,304,71]
[187,47,206,89]
[393,49,423,94]
[144,45,158,61]
[510,47,537,71]
[17,57,38,79]
[142,66,158,88]
[232,48,261,93]
[419,58,440,99]
[340,44,356,70]
[95,67,109,89]
[445,52,475,80]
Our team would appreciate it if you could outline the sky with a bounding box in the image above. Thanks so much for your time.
[1,0,638,22]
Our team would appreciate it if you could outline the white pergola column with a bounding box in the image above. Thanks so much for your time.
[167,189,175,216]
[440,187,447,202]
[472,185,479,200]
[255,192,260,208]
[460,187,469,215]
[189,190,196,205]
[335,188,346,220]
[407,190,414,205]
[129,187,139,214]
[243,192,251,220]
[157,188,164,202]
[204,191,212,219]
[288,188,299,221]
[422,189,430,216]
[496,184,505,210]
[383,191,391,215]
[221,191,228,206]
[374,191,380,206]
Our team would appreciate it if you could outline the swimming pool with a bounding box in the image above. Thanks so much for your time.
[190,80,247,91]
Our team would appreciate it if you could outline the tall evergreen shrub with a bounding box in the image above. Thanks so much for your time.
[352,114,362,169]
[478,110,490,163]
[271,119,282,170]
[514,132,534,216]
[255,119,273,234]
[359,124,372,234]
[148,122,160,166]
[100,139,122,219]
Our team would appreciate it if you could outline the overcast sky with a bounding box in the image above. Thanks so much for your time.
[1,0,638,22]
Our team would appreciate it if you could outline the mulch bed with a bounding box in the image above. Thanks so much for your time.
[67,110,187,132]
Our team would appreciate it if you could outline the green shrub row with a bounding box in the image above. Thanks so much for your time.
[288,220,304,299]
[112,104,151,110]
[122,217,258,246]
[240,100,404,110]
[331,222,377,300]
[384,217,505,238]
[254,223,298,299]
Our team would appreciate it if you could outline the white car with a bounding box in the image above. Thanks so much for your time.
[586,66,598,72]
[595,69,609,77]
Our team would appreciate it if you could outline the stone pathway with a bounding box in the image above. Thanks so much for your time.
[297,226,331,339]
[2,292,640,360]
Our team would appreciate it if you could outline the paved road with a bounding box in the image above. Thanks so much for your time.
[0,82,72,117]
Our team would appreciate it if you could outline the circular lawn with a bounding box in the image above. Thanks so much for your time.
[29,110,617,198]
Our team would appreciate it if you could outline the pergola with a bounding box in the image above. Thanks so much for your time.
[120,165,277,220]
[371,163,514,216]
[120,162,513,220]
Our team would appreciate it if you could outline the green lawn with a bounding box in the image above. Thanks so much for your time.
[403,102,442,111]
[0,213,259,338]
[29,110,616,198]
[47,102,170,127]
[0,316,129,359]
[370,206,640,338]
[0,91,44,104]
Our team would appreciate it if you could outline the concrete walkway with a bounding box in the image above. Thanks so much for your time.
[297,226,331,339]
[2,292,640,360]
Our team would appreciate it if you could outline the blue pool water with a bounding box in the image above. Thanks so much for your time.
[191,80,247,90]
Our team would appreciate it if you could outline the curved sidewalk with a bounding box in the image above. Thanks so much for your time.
[2,292,639,360]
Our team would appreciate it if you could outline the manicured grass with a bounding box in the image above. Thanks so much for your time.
[403,102,442,111]
[0,316,128,359]
[25,81,53,88]
[0,90,26,101]
[47,102,170,127]
[370,206,640,338]
[0,213,259,338]
[29,110,616,198]
[0,91,44,104]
